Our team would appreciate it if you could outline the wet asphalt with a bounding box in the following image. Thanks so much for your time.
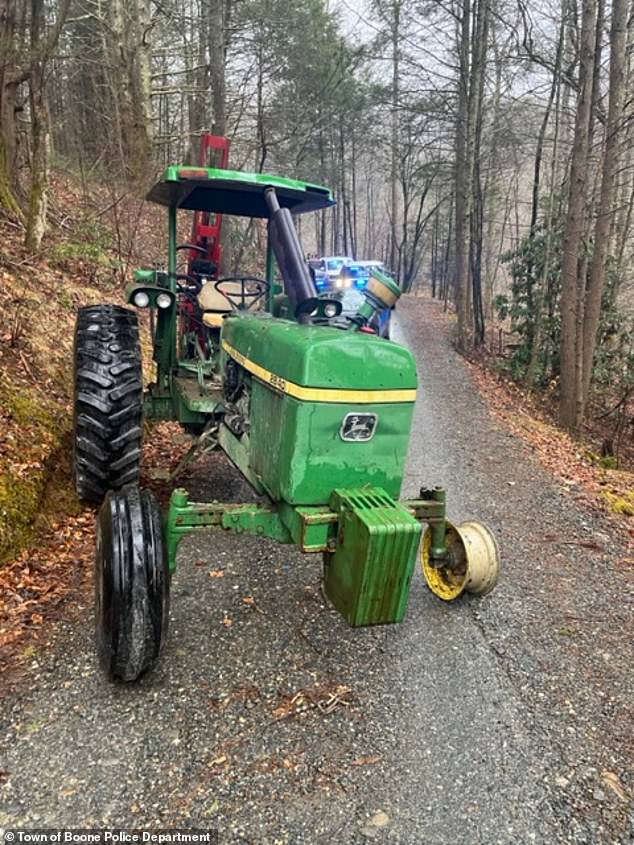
[1,296,633,844]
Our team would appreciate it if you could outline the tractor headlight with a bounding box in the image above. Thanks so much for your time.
[133,291,150,308]
[323,302,339,318]
[156,292,172,309]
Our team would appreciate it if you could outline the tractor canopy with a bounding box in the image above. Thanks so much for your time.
[146,166,335,217]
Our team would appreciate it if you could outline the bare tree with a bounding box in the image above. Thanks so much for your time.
[454,0,489,350]
[558,0,599,430]
[109,0,154,184]
[0,0,25,218]
[580,0,629,419]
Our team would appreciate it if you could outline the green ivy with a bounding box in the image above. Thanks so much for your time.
[497,225,562,386]
[498,227,633,400]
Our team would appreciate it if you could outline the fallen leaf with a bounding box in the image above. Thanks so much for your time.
[367,811,390,828]
[209,570,225,578]
[351,755,382,767]
[210,755,227,766]
[147,467,170,480]
[222,617,233,626]
[601,770,628,802]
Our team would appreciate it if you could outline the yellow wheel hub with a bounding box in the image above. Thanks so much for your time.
[421,520,500,601]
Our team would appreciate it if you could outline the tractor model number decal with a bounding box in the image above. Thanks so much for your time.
[269,373,287,393]
[340,413,378,442]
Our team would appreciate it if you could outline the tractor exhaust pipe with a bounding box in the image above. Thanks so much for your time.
[264,187,317,318]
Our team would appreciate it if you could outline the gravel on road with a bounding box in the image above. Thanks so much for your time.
[1,296,632,844]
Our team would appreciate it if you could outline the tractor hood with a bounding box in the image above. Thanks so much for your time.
[220,315,417,397]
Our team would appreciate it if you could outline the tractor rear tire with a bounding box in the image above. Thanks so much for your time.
[73,305,143,503]
[95,484,170,682]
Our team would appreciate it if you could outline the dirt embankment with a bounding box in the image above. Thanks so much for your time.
[0,172,162,564]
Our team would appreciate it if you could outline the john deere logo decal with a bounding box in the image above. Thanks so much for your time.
[340,413,378,442]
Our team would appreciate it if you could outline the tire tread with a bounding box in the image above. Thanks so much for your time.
[96,485,170,681]
[73,305,143,503]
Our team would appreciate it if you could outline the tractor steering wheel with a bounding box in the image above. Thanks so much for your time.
[215,276,270,312]
[176,243,207,256]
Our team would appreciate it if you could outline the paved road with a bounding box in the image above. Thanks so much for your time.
[1,297,632,844]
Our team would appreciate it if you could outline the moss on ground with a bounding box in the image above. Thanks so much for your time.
[603,490,634,516]
[0,471,45,563]
[0,168,166,569]
[0,379,72,563]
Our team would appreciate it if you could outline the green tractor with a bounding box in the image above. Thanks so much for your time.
[73,155,500,682]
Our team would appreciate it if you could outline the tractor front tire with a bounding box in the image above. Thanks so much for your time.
[73,305,143,503]
[96,485,170,682]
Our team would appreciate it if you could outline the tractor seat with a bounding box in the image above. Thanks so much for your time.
[198,280,262,330]
[198,280,238,312]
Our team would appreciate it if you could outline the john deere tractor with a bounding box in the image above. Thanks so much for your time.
[73,143,500,682]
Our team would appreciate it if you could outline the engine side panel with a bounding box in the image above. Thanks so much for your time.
[220,315,417,505]
[248,383,414,504]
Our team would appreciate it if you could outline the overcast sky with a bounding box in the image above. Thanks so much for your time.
[332,0,376,40]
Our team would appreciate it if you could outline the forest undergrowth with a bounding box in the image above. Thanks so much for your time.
[425,299,634,548]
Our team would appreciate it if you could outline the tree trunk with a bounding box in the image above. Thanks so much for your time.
[207,0,230,269]
[349,130,358,259]
[133,0,153,172]
[24,73,49,251]
[526,7,566,388]
[527,20,565,390]
[389,0,401,276]
[0,0,24,217]
[209,0,227,135]
[340,127,349,255]
[255,43,267,171]
[482,32,505,321]
[110,0,135,175]
[580,0,628,418]
[558,0,598,430]
[23,0,71,248]
[454,0,471,349]
[0,78,21,218]
[109,0,153,183]
[469,0,489,344]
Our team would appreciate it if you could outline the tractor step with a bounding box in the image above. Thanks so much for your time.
[172,375,223,416]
